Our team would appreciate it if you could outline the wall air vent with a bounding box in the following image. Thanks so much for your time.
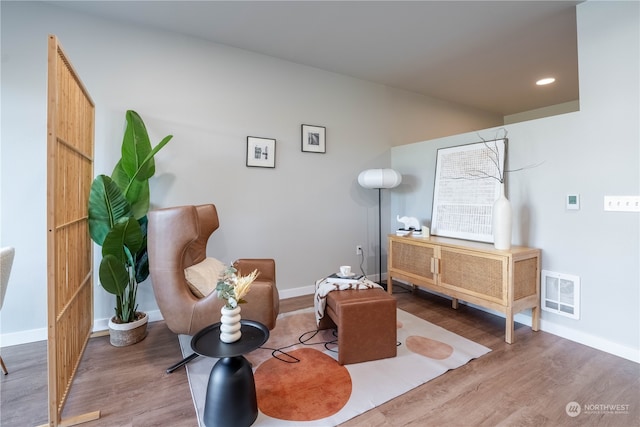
[541,270,580,320]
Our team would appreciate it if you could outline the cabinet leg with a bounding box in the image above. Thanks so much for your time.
[532,305,541,331]
[451,298,458,309]
[505,310,515,344]
[387,276,393,294]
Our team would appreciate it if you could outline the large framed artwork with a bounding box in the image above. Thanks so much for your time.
[301,124,326,153]
[431,138,507,242]
[246,136,276,168]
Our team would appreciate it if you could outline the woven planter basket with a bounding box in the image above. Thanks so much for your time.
[108,312,148,347]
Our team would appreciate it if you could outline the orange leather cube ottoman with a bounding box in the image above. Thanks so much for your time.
[317,288,397,365]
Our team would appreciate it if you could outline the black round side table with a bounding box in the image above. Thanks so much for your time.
[191,319,269,427]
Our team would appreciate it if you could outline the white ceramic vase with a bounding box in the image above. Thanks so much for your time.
[492,183,512,250]
[220,306,242,343]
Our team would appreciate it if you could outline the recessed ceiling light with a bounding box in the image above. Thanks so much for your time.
[536,77,556,86]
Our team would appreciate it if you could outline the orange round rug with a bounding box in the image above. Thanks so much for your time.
[254,348,352,421]
[406,335,454,360]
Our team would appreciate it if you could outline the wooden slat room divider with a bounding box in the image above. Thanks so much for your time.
[46,35,100,426]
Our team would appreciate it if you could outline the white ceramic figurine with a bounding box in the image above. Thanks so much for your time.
[396,215,421,231]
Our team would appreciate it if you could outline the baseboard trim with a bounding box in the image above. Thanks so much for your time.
[277,273,383,300]
[91,309,164,333]
[5,284,636,363]
[278,285,315,299]
[1,327,48,347]
[536,318,639,364]
[1,309,165,348]
[400,281,639,364]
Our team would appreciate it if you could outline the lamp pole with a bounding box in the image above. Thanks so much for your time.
[377,187,383,287]
[358,169,402,290]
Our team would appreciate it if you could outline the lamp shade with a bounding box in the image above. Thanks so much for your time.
[358,169,402,189]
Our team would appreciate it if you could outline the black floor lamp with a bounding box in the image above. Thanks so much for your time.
[358,169,402,287]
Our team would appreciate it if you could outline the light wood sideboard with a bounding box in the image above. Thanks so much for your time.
[387,235,541,343]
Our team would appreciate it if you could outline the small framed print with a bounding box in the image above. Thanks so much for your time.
[301,124,326,153]
[246,136,276,168]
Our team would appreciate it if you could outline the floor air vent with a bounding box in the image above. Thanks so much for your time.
[541,270,580,319]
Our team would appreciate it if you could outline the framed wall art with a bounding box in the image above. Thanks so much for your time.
[246,136,276,168]
[301,124,326,153]
[431,138,507,242]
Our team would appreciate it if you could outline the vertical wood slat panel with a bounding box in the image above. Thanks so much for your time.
[47,34,97,426]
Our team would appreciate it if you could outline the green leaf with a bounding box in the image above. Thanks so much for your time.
[135,249,149,284]
[102,218,143,265]
[120,111,174,185]
[134,216,149,283]
[99,254,129,296]
[122,133,173,193]
[113,111,173,218]
[111,161,150,219]
[121,110,153,181]
[88,175,133,245]
[144,134,174,166]
[127,179,150,219]
[110,160,128,192]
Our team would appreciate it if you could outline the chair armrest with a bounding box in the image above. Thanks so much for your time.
[233,258,276,283]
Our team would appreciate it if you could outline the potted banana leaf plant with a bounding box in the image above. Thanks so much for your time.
[88,110,173,346]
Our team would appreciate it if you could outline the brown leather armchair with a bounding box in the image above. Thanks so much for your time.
[147,204,279,370]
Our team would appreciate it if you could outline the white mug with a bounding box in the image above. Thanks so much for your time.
[339,265,351,276]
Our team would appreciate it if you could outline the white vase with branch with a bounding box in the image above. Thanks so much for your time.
[462,130,541,250]
[478,137,511,250]
[492,182,512,250]
[215,265,259,343]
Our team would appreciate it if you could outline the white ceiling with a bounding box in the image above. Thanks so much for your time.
[50,0,581,116]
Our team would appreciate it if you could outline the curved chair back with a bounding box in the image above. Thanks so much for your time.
[148,204,279,335]
[148,205,219,335]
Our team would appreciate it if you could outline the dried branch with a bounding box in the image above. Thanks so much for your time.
[455,128,543,183]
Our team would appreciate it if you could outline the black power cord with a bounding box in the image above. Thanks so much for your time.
[259,327,404,363]
[258,329,339,363]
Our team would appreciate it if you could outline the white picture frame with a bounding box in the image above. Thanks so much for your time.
[301,124,326,153]
[246,136,276,168]
[431,139,507,242]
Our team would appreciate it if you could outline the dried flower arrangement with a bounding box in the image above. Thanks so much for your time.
[216,265,259,309]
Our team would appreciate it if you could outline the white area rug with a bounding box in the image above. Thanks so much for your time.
[179,307,490,427]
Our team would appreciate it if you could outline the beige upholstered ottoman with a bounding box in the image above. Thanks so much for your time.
[318,288,397,365]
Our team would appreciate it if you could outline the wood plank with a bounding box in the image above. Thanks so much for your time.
[1,289,638,426]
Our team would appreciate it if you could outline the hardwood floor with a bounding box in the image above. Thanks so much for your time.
[1,286,638,426]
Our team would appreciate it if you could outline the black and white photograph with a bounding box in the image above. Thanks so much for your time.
[246,136,276,168]
[301,124,326,153]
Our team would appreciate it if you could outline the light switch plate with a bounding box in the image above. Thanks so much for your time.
[604,196,640,212]
[566,194,580,210]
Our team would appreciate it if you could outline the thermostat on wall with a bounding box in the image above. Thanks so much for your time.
[566,194,580,210]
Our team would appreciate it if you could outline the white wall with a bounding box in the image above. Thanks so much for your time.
[391,0,639,362]
[0,1,502,344]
